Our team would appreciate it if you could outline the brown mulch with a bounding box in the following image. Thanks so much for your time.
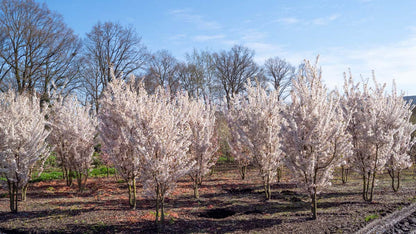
[1,164,416,233]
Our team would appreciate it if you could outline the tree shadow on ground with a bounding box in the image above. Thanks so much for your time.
[0,208,95,223]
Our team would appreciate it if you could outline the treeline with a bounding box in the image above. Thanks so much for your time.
[0,0,297,110]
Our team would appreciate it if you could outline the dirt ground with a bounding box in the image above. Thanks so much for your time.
[1,164,416,233]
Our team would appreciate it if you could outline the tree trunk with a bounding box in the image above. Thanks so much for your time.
[362,171,376,202]
[8,180,18,213]
[341,166,349,184]
[362,146,379,202]
[128,182,132,207]
[277,167,282,183]
[194,179,199,199]
[21,183,28,201]
[240,166,247,180]
[155,184,160,225]
[64,168,73,187]
[132,178,137,209]
[161,196,165,231]
[311,190,317,220]
[263,176,271,200]
[76,172,88,193]
[388,169,400,192]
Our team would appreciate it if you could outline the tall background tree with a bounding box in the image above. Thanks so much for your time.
[81,21,147,113]
[212,45,260,108]
[183,49,217,101]
[0,0,81,100]
[144,50,179,94]
[264,56,295,100]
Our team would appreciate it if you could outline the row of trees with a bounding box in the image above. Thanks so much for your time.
[226,58,415,219]
[0,57,414,222]
[0,72,218,230]
[0,0,415,223]
[0,0,296,112]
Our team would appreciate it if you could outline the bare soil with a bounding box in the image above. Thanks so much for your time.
[1,163,416,233]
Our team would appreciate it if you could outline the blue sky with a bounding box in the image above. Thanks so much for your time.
[39,0,416,95]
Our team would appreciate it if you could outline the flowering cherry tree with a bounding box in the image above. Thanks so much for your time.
[135,87,195,227]
[98,77,142,208]
[280,59,352,219]
[49,95,97,192]
[228,80,284,199]
[0,90,51,212]
[187,99,218,199]
[385,84,415,192]
[342,74,414,201]
[227,98,253,180]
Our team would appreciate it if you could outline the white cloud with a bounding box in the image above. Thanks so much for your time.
[168,34,187,41]
[169,8,221,30]
[276,14,340,26]
[277,17,300,25]
[317,34,416,95]
[312,14,340,25]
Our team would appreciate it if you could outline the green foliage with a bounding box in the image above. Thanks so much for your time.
[44,154,59,168]
[217,155,234,163]
[364,213,379,222]
[30,170,63,183]
[89,166,115,177]
[92,151,104,167]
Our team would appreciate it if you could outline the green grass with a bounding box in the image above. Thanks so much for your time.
[217,155,234,163]
[30,170,63,183]
[364,213,379,222]
[89,166,115,177]
[26,165,116,183]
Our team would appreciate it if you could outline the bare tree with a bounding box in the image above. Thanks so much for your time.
[82,21,147,113]
[0,0,81,98]
[184,49,218,102]
[264,56,295,100]
[144,50,179,94]
[212,45,259,108]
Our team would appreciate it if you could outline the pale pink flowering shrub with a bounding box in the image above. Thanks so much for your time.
[0,90,51,212]
[281,59,352,219]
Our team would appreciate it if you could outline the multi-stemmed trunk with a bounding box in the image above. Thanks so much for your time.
[75,171,89,193]
[388,169,400,192]
[63,167,73,187]
[190,174,203,199]
[361,146,379,202]
[127,178,137,209]
[262,175,271,200]
[7,180,19,213]
[21,183,28,201]
[155,183,166,232]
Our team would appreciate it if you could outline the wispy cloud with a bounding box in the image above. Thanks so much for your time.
[312,14,340,25]
[169,8,221,30]
[316,33,416,94]
[193,34,225,42]
[276,14,340,26]
[168,34,187,41]
[277,17,300,25]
